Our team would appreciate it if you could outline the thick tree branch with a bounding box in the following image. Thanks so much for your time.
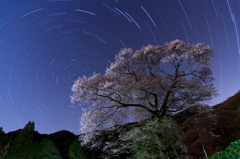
[96,93,159,118]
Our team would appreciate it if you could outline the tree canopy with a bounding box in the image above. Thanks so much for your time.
[23,121,35,131]
[68,138,97,159]
[35,138,62,159]
[5,129,35,159]
[71,40,217,134]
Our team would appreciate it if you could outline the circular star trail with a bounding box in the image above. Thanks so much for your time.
[0,0,240,134]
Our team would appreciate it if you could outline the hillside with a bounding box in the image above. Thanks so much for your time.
[180,91,240,158]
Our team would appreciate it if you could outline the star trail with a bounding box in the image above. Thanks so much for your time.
[1,0,240,134]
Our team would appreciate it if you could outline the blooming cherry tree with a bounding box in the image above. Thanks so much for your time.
[71,40,217,134]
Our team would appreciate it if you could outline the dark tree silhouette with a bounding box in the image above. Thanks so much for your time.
[23,121,35,131]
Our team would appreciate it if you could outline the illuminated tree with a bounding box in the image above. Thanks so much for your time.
[127,119,185,159]
[104,118,185,159]
[71,40,217,144]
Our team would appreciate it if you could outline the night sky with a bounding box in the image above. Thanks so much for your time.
[1,0,240,135]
